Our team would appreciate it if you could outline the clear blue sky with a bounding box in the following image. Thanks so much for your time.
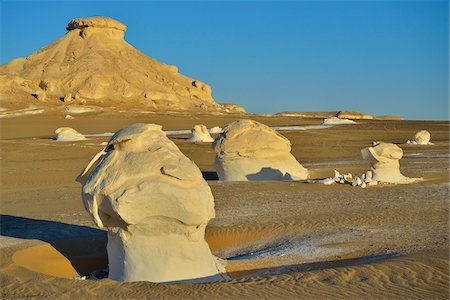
[1,0,448,120]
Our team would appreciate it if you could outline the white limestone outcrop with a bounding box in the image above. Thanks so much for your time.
[77,123,223,283]
[55,127,86,141]
[361,142,421,184]
[188,124,215,142]
[213,119,309,181]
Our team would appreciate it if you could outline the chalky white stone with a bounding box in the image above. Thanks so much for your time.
[77,123,223,283]
[188,124,215,142]
[361,142,421,184]
[213,120,309,181]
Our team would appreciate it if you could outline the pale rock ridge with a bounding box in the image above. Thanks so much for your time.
[322,117,356,125]
[76,123,223,282]
[213,119,309,181]
[188,124,215,142]
[66,17,127,31]
[55,127,86,141]
[0,16,239,112]
[361,142,421,184]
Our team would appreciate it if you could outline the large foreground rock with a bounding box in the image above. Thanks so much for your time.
[0,16,240,112]
[77,123,223,282]
[213,119,309,181]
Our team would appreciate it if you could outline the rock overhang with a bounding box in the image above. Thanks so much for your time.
[66,16,127,32]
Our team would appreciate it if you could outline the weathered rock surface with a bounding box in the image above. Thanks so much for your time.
[213,119,309,181]
[0,16,240,112]
[361,142,421,184]
[188,124,214,142]
[77,123,223,282]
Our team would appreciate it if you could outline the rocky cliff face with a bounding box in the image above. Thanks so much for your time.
[0,16,244,112]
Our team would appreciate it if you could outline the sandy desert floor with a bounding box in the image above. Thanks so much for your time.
[0,110,449,299]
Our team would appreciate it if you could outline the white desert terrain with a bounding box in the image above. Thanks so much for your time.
[0,16,448,300]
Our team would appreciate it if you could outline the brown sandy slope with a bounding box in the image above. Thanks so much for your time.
[0,112,449,299]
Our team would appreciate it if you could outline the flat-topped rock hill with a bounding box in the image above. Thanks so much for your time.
[0,16,245,113]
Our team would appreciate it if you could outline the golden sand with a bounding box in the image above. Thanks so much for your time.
[1,112,448,299]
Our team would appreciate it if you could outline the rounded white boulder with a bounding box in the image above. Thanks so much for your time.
[414,130,431,145]
[213,119,309,181]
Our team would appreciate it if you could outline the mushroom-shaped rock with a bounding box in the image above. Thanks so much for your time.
[188,124,215,142]
[213,119,309,181]
[76,123,223,283]
[55,127,86,141]
[414,130,431,145]
[361,142,420,184]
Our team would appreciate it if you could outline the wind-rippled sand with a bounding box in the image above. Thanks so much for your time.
[0,112,448,299]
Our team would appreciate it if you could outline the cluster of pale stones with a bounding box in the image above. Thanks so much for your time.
[77,120,426,283]
[314,142,422,187]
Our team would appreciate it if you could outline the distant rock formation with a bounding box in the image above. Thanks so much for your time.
[276,111,402,120]
[0,16,241,112]
[213,119,309,181]
[322,117,356,125]
[335,111,374,120]
[77,123,223,282]
[188,124,215,142]
[275,112,337,118]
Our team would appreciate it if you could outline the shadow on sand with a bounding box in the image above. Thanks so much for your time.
[0,214,107,275]
[202,171,219,180]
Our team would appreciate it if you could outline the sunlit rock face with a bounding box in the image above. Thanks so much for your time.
[213,119,309,181]
[0,16,243,112]
[77,123,222,283]
[188,124,214,142]
[361,142,420,184]
[414,130,431,145]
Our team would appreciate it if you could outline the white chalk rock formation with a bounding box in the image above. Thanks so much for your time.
[322,117,356,125]
[0,16,242,112]
[188,124,215,142]
[76,123,222,283]
[55,127,86,141]
[213,119,309,181]
[209,126,223,134]
[361,142,420,184]
[414,130,431,145]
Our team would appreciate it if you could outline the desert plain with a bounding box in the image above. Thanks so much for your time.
[0,109,448,299]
